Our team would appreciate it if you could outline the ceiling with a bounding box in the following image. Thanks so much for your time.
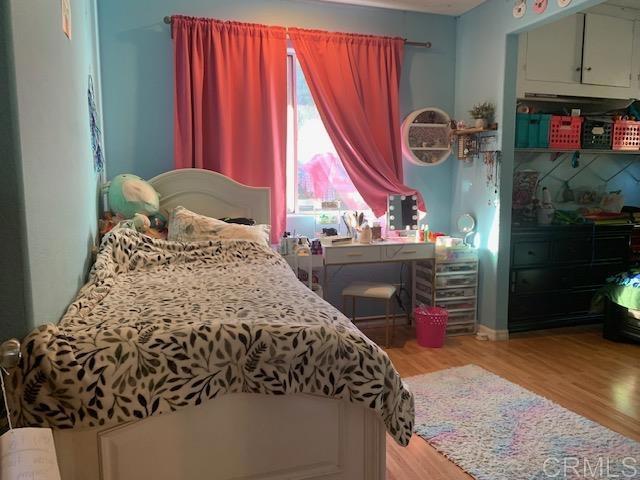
[306,0,488,16]
[607,0,640,8]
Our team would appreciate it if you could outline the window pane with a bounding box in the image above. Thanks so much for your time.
[294,60,369,213]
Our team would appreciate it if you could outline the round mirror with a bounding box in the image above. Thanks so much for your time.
[457,213,475,234]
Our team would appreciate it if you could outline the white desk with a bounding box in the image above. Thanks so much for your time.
[322,239,435,319]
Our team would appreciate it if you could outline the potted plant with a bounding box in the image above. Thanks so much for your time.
[469,102,495,129]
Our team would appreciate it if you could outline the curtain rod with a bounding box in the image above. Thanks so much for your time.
[162,16,431,48]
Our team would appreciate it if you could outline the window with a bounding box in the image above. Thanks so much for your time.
[286,52,374,226]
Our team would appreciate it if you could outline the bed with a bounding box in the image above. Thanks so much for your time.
[596,268,640,343]
[7,169,413,480]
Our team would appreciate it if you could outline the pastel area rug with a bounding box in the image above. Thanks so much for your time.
[405,365,640,480]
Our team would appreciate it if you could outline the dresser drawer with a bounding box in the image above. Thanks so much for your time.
[553,239,592,264]
[595,235,629,263]
[513,266,590,293]
[512,241,550,266]
[383,243,434,261]
[324,246,381,264]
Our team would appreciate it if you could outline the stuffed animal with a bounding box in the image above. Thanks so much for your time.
[148,213,167,230]
[132,213,151,232]
[105,174,160,219]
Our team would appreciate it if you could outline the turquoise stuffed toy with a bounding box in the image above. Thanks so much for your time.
[105,174,160,219]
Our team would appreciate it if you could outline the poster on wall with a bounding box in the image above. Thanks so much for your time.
[61,0,71,39]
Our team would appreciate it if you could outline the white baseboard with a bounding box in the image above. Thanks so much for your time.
[476,324,509,341]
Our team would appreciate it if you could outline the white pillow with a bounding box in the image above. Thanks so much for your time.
[168,206,270,246]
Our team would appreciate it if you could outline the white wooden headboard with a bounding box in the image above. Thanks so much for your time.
[148,169,270,225]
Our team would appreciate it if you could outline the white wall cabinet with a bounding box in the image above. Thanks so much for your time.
[582,14,634,88]
[524,14,584,85]
[518,9,640,100]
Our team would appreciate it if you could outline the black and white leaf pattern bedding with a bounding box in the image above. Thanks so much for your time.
[8,230,414,445]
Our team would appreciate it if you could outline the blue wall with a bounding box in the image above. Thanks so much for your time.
[98,0,457,234]
[453,0,604,330]
[4,0,102,336]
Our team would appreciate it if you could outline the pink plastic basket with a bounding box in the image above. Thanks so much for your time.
[414,306,448,348]
[549,116,583,149]
[613,120,640,151]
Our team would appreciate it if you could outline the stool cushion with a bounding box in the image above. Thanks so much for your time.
[342,282,397,300]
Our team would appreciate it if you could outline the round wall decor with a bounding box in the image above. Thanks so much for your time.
[513,0,527,18]
[533,0,547,14]
[557,0,571,7]
[401,108,452,166]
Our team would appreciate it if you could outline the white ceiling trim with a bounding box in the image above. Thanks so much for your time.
[302,0,488,16]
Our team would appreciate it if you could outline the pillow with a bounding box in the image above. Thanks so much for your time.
[168,206,270,246]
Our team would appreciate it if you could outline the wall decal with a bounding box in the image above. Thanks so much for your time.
[61,0,71,39]
[88,75,104,174]
[557,0,572,7]
[533,0,548,14]
[513,0,527,19]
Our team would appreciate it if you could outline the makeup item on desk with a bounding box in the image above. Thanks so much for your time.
[422,224,430,242]
[359,225,372,244]
[310,239,323,255]
[371,222,382,241]
[279,232,291,255]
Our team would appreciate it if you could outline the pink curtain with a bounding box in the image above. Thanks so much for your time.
[172,16,287,241]
[288,28,425,217]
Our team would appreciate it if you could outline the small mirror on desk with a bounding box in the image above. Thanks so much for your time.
[388,194,419,234]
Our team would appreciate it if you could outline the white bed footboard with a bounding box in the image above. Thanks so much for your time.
[53,393,386,480]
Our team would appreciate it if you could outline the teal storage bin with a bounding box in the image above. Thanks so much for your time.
[515,113,551,148]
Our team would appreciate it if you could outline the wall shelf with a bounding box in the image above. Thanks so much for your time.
[452,127,498,136]
[515,148,640,155]
[401,107,452,166]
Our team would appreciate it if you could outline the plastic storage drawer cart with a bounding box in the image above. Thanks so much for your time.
[549,116,583,149]
[581,118,613,150]
[413,249,478,336]
[516,113,551,148]
[613,120,640,151]
[414,306,448,348]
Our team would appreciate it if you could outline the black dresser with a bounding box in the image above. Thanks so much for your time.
[509,224,632,332]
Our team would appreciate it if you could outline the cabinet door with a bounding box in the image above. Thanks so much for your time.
[524,14,584,84]
[582,13,634,88]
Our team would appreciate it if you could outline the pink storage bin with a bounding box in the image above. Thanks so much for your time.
[613,120,640,151]
[414,306,448,348]
[549,116,583,149]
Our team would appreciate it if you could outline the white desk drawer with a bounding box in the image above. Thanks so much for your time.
[324,246,381,265]
[383,243,434,261]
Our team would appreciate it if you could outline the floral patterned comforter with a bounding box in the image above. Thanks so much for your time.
[8,230,414,445]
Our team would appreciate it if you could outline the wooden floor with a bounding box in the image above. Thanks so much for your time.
[358,325,640,480]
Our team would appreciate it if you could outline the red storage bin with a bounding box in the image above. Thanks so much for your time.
[549,116,583,149]
[613,120,640,151]
[414,306,448,348]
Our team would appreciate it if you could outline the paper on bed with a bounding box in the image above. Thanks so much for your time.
[0,428,61,480]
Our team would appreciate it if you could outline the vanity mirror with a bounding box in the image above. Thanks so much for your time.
[457,213,476,246]
[388,194,419,233]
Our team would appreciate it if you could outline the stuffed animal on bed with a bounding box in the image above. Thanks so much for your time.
[105,174,160,219]
[101,174,168,238]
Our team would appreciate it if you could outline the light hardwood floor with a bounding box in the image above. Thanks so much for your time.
[359,325,640,480]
